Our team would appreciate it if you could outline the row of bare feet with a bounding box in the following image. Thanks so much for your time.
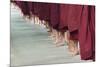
[48,30,79,56]
[17,9,79,57]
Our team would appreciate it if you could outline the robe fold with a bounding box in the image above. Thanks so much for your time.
[50,3,60,30]
[37,3,50,21]
[59,4,83,32]
[16,1,30,16]
[27,2,34,16]
[79,5,95,61]
[33,2,40,16]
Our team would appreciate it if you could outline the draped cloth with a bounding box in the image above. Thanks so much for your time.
[79,6,95,61]
[11,1,95,61]
[27,2,34,16]
[50,3,60,30]
[60,4,95,60]
[38,3,51,22]
[15,1,30,16]
[59,4,83,32]
[33,2,40,16]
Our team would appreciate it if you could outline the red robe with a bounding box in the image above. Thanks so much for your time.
[37,3,50,21]
[15,1,30,16]
[59,4,83,32]
[33,2,40,16]
[50,3,60,30]
[79,5,95,61]
[27,2,34,16]
[59,4,95,60]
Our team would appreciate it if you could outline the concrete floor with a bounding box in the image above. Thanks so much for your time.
[10,5,91,67]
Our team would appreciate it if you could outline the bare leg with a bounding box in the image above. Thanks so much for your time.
[35,16,39,24]
[68,40,79,56]
[64,31,79,56]
[30,15,35,24]
[56,32,65,47]
[54,30,59,44]
[64,31,70,43]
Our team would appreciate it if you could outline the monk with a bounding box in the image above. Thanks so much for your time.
[59,4,95,60]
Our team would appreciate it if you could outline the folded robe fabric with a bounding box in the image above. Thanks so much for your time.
[15,1,30,16]
[27,2,34,17]
[38,3,50,22]
[59,4,83,32]
[50,3,60,30]
[79,6,95,60]
[33,2,40,16]
[60,4,95,60]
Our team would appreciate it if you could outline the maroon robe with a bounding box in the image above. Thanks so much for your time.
[79,5,95,61]
[14,1,30,16]
[33,2,41,16]
[59,4,83,32]
[39,3,51,22]
[27,2,34,16]
[21,1,30,16]
[39,3,49,21]
[59,4,95,60]
[50,3,60,30]
[37,3,46,20]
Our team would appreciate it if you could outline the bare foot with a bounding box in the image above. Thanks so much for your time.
[68,40,79,56]
[55,37,65,47]
[56,42,64,47]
